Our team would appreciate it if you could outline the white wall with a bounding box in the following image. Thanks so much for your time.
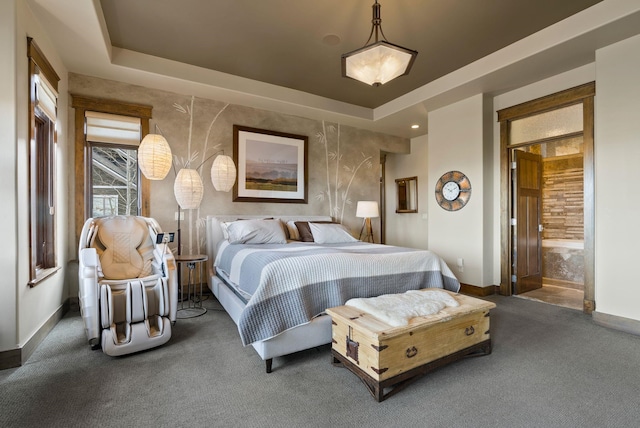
[481,95,494,286]
[18,0,70,348]
[594,34,640,322]
[388,66,598,290]
[0,0,19,353]
[0,0,70,354]
[427,94,488,286]
[385,135,429,249]
[490,44,640,326]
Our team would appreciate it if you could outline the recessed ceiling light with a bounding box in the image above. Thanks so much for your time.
[322,34,341,46]
[411,124,420,129]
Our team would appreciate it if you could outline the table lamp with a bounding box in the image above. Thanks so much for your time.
[356,200,379,243]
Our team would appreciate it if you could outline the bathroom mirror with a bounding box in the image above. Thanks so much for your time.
[395,176,418,213]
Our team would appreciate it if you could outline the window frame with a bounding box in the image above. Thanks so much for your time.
[71,95,152,245]
[28,38,61,286]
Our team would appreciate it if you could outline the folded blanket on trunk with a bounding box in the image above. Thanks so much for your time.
[346,289,460,327]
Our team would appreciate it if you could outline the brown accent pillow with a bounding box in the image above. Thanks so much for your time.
[294,221,335,242]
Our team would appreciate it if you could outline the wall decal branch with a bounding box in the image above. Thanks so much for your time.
[171,96,229,254]
[315,121,373,223]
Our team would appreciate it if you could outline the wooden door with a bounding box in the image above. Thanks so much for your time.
[512,150,543,294]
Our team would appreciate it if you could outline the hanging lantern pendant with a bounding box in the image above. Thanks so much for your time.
[341,0,418,86]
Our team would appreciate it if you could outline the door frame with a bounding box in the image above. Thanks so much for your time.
[497,82,595,313]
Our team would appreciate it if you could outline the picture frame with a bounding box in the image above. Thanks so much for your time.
[233,125,308,203]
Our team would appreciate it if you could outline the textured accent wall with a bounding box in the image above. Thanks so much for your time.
[542,154,584,240]
[68,73,409,254]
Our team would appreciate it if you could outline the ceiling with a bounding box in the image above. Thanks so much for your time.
[27,0,640,138]
[99,0,602,110]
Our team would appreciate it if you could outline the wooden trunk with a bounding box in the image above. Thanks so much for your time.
[326,291,496,401]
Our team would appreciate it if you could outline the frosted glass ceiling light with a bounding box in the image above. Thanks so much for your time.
[342,0,417,86]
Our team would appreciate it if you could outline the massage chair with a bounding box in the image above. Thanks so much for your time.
[78,215,177,356]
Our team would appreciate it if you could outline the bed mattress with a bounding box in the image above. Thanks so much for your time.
[214,240,460,345]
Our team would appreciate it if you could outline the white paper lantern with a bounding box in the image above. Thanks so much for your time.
[173,168,204,209]
[138,134,172,180]
[210,155,237,192]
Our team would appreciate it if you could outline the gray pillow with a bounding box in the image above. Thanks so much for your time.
[226,219,287,244]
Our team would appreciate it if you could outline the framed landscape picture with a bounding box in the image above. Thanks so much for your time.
[233,125,308,203]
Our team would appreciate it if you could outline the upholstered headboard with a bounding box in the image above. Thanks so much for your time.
[205,215,333,274]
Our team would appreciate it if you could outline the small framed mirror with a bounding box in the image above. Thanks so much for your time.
[395,176,418,213]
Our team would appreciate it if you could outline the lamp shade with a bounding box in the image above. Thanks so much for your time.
[174,168,204,209]
[138,133,172,180]
[356,201,379,218]
[211,154,237,192]
[341,1,417,86]
[343,41,417,86]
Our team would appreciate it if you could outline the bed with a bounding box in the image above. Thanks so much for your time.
[205,215,460,373]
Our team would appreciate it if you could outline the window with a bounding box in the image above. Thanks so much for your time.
[90,145,139,216]
[92,194,119,217]
[85,112,142,217]
[71,96,152,242]
[28,38,60,285]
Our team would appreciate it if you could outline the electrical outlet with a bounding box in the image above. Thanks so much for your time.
[457,258,464,272]
[174,211,184,221]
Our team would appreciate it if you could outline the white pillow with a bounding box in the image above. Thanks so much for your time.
[226,219,287,244]
[309,223,357,244]
[220,221,233,240]
[286,220,300,240]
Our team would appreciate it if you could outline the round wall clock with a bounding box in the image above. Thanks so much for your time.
[435,171,472,211]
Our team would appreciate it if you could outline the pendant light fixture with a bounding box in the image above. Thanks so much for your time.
[210,154,236,192]
[341,0,417,86]
[173,152,236,210]
[173,168,204,210]
[138,133,173,180]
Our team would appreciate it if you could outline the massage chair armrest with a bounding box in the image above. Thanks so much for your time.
[161,250,178,322]
[79,247,98,269]
[78,247,101,344]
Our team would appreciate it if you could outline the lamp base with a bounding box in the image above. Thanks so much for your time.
[358,217,374,243]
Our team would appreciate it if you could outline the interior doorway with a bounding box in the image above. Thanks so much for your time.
[511,137,585,311]
[497,82,595,313]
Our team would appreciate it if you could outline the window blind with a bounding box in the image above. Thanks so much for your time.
[85,111,141,146]
[35,73,58,122]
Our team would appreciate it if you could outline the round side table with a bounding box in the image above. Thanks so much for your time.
[175,254,208,319]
